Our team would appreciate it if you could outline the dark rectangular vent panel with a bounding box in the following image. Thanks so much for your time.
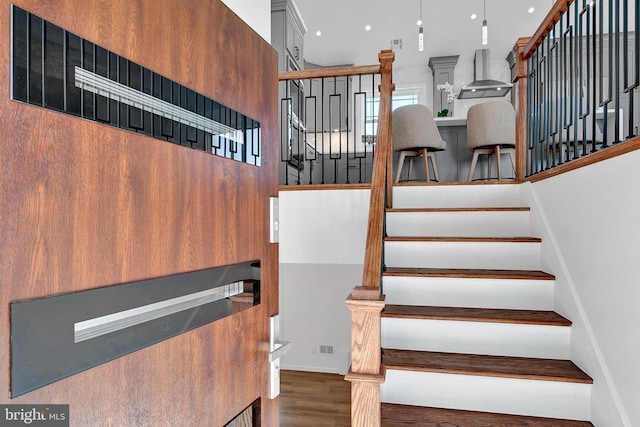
[11,6,261,166]
[10,261,260,397]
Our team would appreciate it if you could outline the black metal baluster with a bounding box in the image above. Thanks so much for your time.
[622,0,636,140]
[526,55,533,176]
[628,0,639,138]
[614,0,622,143]
[353,75,364,184]
[551,28,559,168]
[559,8,567,165]
[345,75,350,184]
[543,35,550,170]
[304,78,317,184]
[590,0,598,153]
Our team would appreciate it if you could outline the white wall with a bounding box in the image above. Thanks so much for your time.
[220,0,271,42]
[279,189,370,374]
[522,150,640,427]
[393,53,512,118]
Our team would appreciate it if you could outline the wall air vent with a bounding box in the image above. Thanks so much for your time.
[390,39,403,50]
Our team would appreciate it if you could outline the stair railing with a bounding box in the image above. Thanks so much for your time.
[278,58,387,186]
[344,50,395,427]
[511,0,640,181]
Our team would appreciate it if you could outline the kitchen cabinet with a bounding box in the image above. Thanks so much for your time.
[428,55,459,117]
[272,0,306,72]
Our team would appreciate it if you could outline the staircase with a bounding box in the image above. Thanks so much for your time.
[379,184,594,426]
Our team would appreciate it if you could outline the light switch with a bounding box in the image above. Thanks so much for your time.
[270,197,279,243]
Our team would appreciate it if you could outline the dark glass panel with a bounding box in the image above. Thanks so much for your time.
[12,7,29,102]
[81,40,94,120]
[118,57,129,129]
[108,52,118,126]
[161,77,173,137]
[94,46,109,122]
[65,33,82,115]
[194,93,205,150]
[171,82,181,144]
[186,89,197,144]
[129,62,143,129]
[141,68,153,135]
[152,73,163,139]
[28,14,43,105]
[44,22,64,111]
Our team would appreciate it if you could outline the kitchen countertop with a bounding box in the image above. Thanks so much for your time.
[434,117,467,127]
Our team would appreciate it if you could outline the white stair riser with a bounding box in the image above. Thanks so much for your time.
[386,211,530,238]
[385,241,541,270]
[381,370,591,421]
[382,318,571,359]
[393,184,520,209]
[383,276,554,310]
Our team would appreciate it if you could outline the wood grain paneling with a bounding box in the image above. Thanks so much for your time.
[382,305,572,326]
[382,349,593,383]
[0,0,278,425]
[381,403,595,426]
[384,267,555,281]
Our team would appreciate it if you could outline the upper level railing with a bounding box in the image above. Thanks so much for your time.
[513,0,640,179]
[278,61,385,186]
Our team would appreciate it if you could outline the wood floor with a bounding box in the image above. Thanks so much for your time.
[279,370,351,426]
[278,370,593,426]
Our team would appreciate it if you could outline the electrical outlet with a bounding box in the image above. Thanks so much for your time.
[319,345,334,355]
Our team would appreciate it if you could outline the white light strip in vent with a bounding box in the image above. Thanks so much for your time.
[74,66,242,143]
[74,282,244,343]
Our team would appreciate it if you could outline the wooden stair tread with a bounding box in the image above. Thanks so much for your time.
[382,305,571,326]
[381,403,594,426]
[385,236,542,243]
[387,207,531,213]
[384,267,555,280]
[382,349,593,384]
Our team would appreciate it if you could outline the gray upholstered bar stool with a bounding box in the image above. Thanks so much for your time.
[392,105,447,183]
[466,100,516,181]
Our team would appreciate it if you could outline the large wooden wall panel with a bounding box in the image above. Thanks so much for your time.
[0,0,279,425]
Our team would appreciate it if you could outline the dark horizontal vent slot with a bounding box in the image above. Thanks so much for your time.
[11,5,261,166]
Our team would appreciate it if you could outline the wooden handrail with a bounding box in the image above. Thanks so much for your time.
[344,49,394,427]
[361,50,395,293]
[523,0,571,58]
[279,64,381,81]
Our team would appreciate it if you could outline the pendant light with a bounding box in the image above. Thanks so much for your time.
[482,0,488,45]
[418,0,424,51]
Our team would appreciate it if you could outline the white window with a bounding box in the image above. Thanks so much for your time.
[364,88,421,136]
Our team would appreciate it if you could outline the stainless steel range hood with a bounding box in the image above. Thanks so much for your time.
[458,49,512,99]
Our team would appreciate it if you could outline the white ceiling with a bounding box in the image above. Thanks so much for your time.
[294,0,555,69]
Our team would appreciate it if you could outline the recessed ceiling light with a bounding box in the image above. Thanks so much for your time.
[416,19,423,26]
[528,7,535,13]
[316,30,322,37]
[365,24,372,31]
[470,13,477,20]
